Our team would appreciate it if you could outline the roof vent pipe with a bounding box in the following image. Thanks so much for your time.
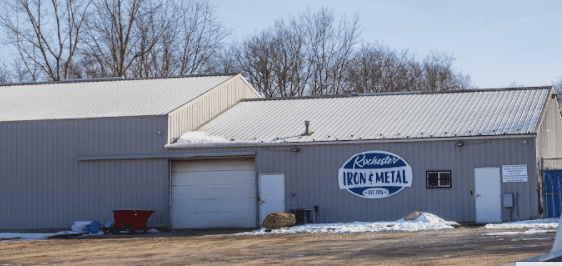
[303,120,313,136]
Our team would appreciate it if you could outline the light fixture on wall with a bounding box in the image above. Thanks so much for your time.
[456,142,464,147]
[291,147,301,153]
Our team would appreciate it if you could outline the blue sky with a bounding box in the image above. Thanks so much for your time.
[217,0,562,88]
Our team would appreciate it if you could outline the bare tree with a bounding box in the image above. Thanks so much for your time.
[347,44,473,94]
[553,76,562,111]
[81,0,169,78]
[174,0,230,75]
[236,31,277,97]
[553,76,562,94]
[236,18,309,97]
[420,51,472,91]
[207,41,240,74]
[0,62,12,83]
[129,0,175,77]
[507,81,525,88]
[236,8,359,97]
[0,0,91,81]
[304,8,360,95]
[81,0,228,78]
[348,43,420,93]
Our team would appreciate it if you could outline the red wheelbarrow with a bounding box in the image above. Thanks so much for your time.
[109,210,154,234]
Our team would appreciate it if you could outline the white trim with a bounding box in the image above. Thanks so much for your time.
[165,134,537,149]
[77,151,257,161]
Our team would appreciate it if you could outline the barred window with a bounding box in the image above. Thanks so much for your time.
[426,171,451,188]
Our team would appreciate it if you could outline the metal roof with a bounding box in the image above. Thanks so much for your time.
[0,74,236,122]
[196,88,551,143]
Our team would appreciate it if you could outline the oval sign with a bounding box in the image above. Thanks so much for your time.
[338,150,413,199]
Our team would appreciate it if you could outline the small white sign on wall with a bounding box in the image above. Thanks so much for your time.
[502,164,528,183]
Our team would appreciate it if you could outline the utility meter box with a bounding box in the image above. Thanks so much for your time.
[503,194,514,208]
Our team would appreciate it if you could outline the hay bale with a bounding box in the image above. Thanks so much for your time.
[404,210,422,221]
[262,212,296,230]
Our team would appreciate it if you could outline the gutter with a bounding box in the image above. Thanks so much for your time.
[165,134,537,149]
[77,151,257,161]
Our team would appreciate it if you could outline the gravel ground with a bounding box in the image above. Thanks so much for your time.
[0,226,556,265]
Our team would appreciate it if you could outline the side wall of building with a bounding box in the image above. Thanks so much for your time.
[0,116,170,230]
[167,136,538,223]
[167,75,261,143]
[536,92,562,168]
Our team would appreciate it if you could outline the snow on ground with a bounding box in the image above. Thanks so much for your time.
[0,232,59,241]
[0,230,104,241]
[485,229,557,236]
[177,132,232,144]
[0,231,78,241]
[3,215,562,240]
[240,212,459,235]
[484,218,560,229]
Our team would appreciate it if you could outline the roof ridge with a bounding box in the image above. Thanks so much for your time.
[241,86,553,102]
[0,73,240,87]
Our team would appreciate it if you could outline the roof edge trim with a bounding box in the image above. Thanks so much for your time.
[241,87,553,102]
[0,114,168,124]
[534,87,556,134]
[165,134,537,149]
[77,151,257,161]
[0,73,240,87]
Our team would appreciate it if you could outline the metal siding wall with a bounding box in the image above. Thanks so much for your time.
[78,159,169,227]
[0,116,169,230]
[167,76,261,142]
[278,139,538,223]
[165,138,537,223]
[535,94,562,218]
[537,95,562,168]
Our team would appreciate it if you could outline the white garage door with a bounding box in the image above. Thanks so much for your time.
[171,159,257,229]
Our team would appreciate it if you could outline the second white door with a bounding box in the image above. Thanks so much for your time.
[474,167,502,223]
[259,174,285,224]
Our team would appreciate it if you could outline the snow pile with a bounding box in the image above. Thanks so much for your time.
[484,218,560,229]
[241,212,459,235]
[177,132,229,144]
[397,212,452,224]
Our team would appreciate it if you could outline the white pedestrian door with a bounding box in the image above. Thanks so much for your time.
[474,167,502,223]
[259,174,285,224]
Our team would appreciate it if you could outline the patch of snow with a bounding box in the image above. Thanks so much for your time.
[522,237,554,241]
[240,212,459,235]
[524,229,557,234]
[484,218,560,229]
[485,232,521,236]
[177,132,230,144]
[0,230,95,241]
[88,230,105,236]
[485,229,557,236]
[0,233,58,241]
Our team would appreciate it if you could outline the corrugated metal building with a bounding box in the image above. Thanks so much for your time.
[165,87,562,226]
[0,74,261,230]
[1,78,561,230]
